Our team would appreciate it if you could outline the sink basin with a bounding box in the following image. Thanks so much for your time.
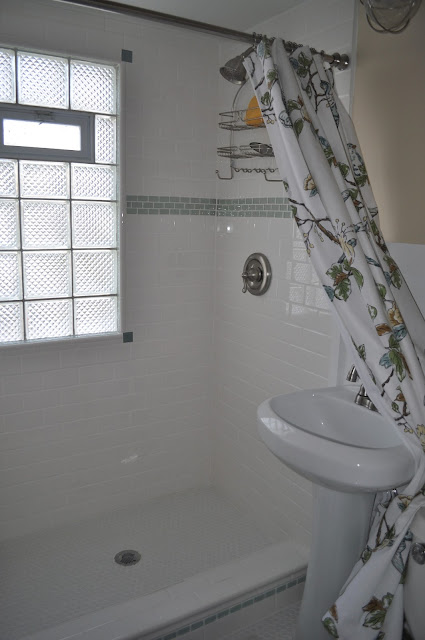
[257,385,414,493]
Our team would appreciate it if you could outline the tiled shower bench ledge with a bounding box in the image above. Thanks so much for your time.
[22,540,307,640]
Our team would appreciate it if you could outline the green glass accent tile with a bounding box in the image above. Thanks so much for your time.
[127,195,292,218]
[148,209,157,214]
[205,615,216,625]
[177,626,191,635]
[287,580,297,588]
[230,604,242,613]
[298,575,306,583]
[277,584,287,593]
[218,610,229,619]
[242,599,254,608]
[254,594,265,603]
[191,621,204,631]
[265,589,276,598]
[164,634,176,640]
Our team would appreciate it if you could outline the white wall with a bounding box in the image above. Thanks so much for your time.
[0,0,357,546]
[0,0,217,540]
[212,0,357,546]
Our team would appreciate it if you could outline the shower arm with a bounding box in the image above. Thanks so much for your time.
[54,0,349,71]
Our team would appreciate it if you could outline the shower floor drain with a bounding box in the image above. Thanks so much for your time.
[114,550,141,566]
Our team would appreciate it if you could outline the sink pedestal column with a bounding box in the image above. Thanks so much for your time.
[295,485,375,640]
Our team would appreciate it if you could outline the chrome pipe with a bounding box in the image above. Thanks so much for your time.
[54,0,349,69]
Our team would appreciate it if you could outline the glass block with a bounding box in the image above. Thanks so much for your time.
[0,252,22,300]
[74,296,117,335]
[17,51,68,109]
[20,161,69,199]
[71,164,116,200]
[0,302,23,343]
[0,159,18,197]
[70,61,116,114]
[22,200,70,249]
[95,115,116,164]
[0,200,20,249]
[72,201,117,248]
[25,298,72,340]
[0,48,16,103]
[23,251,71,299]
[73,250,117,296]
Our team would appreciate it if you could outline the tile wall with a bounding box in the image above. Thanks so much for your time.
[213,0,357,545]
[0,0,357,544]
[0,0,218,540]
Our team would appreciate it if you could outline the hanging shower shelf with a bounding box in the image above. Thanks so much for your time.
[216,88,280,182]
[217,144,274,159]
[216,166,281,181]
[218,108,275,131]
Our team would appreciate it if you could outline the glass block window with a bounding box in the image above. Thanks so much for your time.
[0,47,119,343]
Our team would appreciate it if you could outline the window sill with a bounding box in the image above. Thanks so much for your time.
[0,331,129,352]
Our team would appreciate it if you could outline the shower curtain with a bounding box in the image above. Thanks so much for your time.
[244,39,425,639]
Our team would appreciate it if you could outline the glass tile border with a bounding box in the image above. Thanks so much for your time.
[149,573,306,640]
[126,196,293,219]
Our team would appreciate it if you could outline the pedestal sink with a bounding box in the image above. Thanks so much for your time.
[257,385,414,640]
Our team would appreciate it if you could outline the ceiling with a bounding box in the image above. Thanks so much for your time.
[101,0,301,31]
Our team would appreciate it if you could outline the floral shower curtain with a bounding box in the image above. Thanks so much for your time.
[244,39,425,639]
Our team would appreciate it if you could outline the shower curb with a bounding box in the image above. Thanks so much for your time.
[149,573,306,640]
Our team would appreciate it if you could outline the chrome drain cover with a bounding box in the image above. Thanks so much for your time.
[114,550,141,566]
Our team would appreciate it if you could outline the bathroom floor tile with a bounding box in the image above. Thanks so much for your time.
[0,487,284,640]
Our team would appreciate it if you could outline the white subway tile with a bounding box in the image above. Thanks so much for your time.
[0,0,355,542]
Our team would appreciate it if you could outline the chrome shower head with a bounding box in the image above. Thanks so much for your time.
[219,46,255,84]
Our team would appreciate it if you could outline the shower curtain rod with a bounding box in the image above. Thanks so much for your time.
[54,0,349,70]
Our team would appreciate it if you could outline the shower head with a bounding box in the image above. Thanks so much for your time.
[219,46,255,84]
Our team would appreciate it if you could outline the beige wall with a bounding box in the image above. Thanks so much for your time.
[353,3,425,244]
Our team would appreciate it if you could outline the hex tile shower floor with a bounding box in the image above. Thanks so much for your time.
[0,487,283,640]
